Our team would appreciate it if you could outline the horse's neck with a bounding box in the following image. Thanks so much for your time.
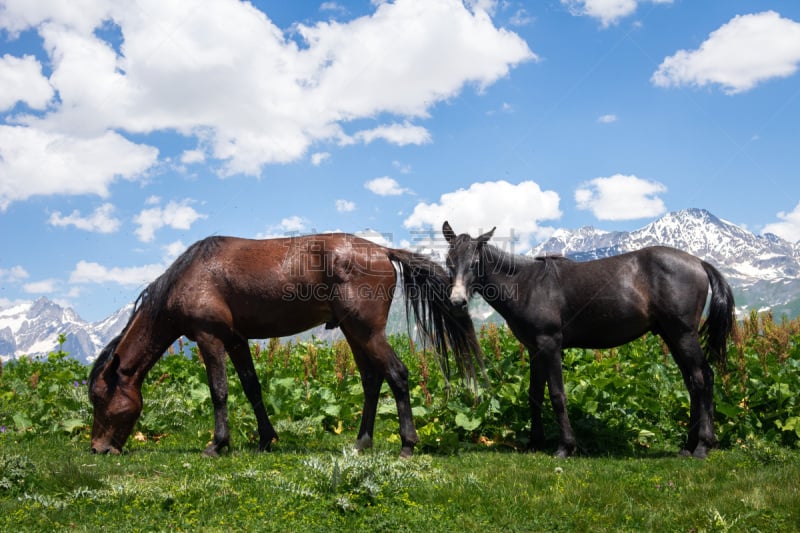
[116,311,177,385]
[481,244,520,278]
[479,246,541,308]
[478,246,514,301]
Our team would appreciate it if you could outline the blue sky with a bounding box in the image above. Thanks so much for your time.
[1,0,800,322]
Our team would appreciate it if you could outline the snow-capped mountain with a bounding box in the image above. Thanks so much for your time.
[531,208,800,317]
[0,298,132,364]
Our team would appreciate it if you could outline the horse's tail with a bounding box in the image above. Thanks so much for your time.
[699,261,736,369]
[388,249,486,390]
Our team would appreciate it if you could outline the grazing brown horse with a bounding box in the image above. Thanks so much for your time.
[443,221,735,458]
[89,233,481,457]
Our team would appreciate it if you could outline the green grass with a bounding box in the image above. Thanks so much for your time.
[2,317,799,531]
[2,423,798,532]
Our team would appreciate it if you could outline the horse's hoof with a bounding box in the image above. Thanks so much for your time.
[399,447,414,459]
[678,446,710,458]
[692,446,710,459]
[554,444,575,458]
[354,435,374,452]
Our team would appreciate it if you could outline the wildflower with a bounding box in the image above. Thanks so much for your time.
[554,467,563,474]
[0,426,6,433]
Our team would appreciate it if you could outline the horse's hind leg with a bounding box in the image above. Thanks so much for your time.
[343,328,417,458]
[225,336,278,451]
[349,347,384,453]
[195,333,231,456]
[664,332,717,458]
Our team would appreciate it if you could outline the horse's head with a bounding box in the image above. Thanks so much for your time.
[442,221,495,310]
[88,339,143,455]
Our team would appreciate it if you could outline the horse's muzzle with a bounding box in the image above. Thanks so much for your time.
[449,278,469,310]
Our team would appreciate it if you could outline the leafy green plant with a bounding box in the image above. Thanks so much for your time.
[0,454,36,495]
[1,314,798,456]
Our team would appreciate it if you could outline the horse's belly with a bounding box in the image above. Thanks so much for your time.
[232,300,334,339]
[562,314,651,349]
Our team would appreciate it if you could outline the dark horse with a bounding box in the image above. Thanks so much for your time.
[89,233,481,457]
[443,221,735,458]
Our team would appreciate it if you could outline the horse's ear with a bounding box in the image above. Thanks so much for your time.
[442,221,456,244]
[478,227,496,246]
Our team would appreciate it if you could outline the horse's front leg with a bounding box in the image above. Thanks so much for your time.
[527,345,547,452]
[538,334,576,458]
[197,335,231,456]
[226,337,278,451]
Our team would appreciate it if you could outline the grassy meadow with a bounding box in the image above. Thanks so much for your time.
[2,311,799,531]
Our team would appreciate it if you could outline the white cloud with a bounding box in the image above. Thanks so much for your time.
[575,174,667,220]
[763,202,800,242]
[354,122,432,146]
[335,199,356,213]
[133,199,206,243]
[320,2,346,13]
[48,203,121,233]
[180,149,205,165]
[509,8,534,27]
[311,152,331,166]
[23,279,59,294]
[0,126,158,211]
[0,54,53,111]
[0,0,534,207]
[392,160,412,174]
[162,240,188,263]
[652,11,800,94]
[403,180,562,250]
[365,176,410,196]
[597,113,617,123]
[69,260,165,286]
[68,238,184,287]
[355,229,393,248]
[258,215,311,238]
[562,0,672,27]
[0,265,29,283]
[278,215,308,233]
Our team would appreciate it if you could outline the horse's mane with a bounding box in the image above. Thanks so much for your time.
[480,242,523,275]
[534,254,570,279]
[88,236,224,386]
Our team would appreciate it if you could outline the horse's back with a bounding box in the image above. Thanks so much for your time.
[167,234,396,338]
[553,246,709,347]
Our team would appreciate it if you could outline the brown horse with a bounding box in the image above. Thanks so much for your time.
[89,233,482,457]
[443,222,735,458]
